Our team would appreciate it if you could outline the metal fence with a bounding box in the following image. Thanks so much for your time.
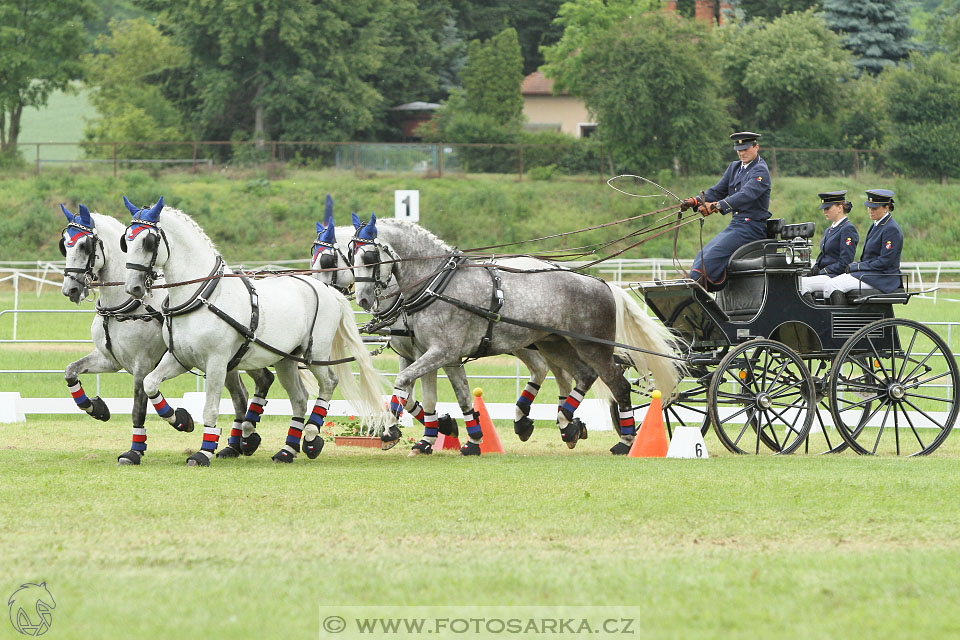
[11,141,891,180]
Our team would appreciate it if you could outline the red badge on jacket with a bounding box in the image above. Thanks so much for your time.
[885,240,893,249]
[845,237,852,245]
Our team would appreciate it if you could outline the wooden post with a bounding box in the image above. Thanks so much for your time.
[192,142,198,170]
[770,147,778,178]
[36,144,40,173]
[518,145,524,181]
[852,150,859,178]
[113,143,118,178]
[437,143,443,178]
[354,142,360,172]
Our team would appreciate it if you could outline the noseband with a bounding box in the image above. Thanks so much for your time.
[122,220,169,292]
[60,224,104,291]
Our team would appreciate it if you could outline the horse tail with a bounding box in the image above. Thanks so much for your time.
[609,285,685,398]
[328,292,392,431]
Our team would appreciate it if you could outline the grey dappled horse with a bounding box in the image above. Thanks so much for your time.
[121,197,390,466]
[58,204,275,464]
[309,198,584,453]
[349,215,682,455]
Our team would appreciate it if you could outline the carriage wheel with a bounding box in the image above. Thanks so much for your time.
[803,358,850,454]
[829,318,959,456]
[708,339,815,455]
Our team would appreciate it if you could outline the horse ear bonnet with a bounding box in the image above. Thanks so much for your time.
[355,213,378,241]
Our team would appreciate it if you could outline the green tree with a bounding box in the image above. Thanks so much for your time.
[821,0,913,76]
[738,0,820,20]
[0,0,97,157]
[541,0,659,93]
[461,28,524,124]
[883,52,960,181]
[564,12,730,174]
[719,10,855,130]
[83,18,188,158]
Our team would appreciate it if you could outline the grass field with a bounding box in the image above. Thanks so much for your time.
[4,293,960,639]
[17,85,96,163]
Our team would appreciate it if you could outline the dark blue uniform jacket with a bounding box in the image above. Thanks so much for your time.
[812,217,859,276]
[849,214,903,293]
[690,156,772,289]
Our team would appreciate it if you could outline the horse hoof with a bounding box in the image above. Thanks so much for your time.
[380,425,402,450]
[437,414,459,438]
[186,452,210,467]
[90,396,111,422]
[240,431,261,456]
[610,442,631,455]
[215,445,241,459]
[173,407,194,433]
[572,417,588,440]
[514,416,535,442]
[560,422,581,449]
[303,437,325,459]
[117,450,141,465]
[409,440,434,456]
[460,441,482,456]
[272,450,295,463]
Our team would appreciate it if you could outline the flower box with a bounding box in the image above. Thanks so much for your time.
[334,436,382,448]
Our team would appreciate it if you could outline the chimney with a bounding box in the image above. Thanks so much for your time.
[695,0,715,25]
[718,1,732,25]
[662,0,678,11]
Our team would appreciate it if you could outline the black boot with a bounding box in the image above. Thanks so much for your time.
[829,291,846,306]
[801,292,816,305]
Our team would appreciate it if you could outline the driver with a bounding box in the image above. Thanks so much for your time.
[681,131,772,291]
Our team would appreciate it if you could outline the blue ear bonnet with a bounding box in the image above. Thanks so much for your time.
[315,194,337,245]
[122,195,164,223]
[60,203,95,231]
[353,213,378,242]
[60,204,95,246]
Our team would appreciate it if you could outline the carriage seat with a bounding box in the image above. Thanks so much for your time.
[781,222,815,240]
[765,218,784,239]
[845,286,908,304]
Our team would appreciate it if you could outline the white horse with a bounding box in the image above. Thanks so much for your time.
[121,196,390,466]
[349,215,682,455]
[58,204,275,464]
[310,198,597,455]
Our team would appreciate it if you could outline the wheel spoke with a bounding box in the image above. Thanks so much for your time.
[718,403,757,424]
[901,391,953,405]
[866,335,890,382]
[763,357,790,394]
[900,397,950,433]
[900,346,939,387]
[766,402,803,438]
[904,370,952,390]
[896,328,919,380]
[767,377,808,398]
[836,393,884,412]
[893,403,900,456]
[761,410,783,450]
[732,409,754,447]
[899,405,928,451]
[870,402,893,454]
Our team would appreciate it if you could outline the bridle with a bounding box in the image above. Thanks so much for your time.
[121,218,169,293]
[350,236,399,312]
[60,223,104,294]
[311,237,352,294]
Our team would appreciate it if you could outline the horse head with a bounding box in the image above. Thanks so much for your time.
[59,203,101,304]
[121,195,167,299]
[350,213,397,311]
[311,194,354,293]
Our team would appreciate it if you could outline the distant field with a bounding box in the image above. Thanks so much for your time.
[17,84,95,164]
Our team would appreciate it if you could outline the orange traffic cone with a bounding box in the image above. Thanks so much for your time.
[473,388,504,454]
[437,432,462,451]
[628,390,668,458]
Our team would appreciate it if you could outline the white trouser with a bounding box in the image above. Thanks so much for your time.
[821,273,866,297]
[799,275,834,295]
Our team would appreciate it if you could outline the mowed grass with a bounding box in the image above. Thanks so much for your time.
[3,292,960,637]
[2,418,960,640]
[17,85,96,163]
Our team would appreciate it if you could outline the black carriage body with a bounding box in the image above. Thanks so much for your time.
[634,220,906,363]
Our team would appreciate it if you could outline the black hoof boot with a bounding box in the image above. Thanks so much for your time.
[303,437,325,459]
[560,422,582,449]
[514,416,535,442]
[272,449,295,463]
[90,396,111,422]
[240,431,261,456]
[409,440,434,456]
[173,407,194,433]
[186,452,211,467]
[610,442,631,455]
[381,425,402,451]
[117,450,141,465]
[571,417,587,440]
[437,414,459,438]
[215,445,242,459]
[460,441,482,456]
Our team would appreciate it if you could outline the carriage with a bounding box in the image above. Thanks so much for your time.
[630,218,960,456]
